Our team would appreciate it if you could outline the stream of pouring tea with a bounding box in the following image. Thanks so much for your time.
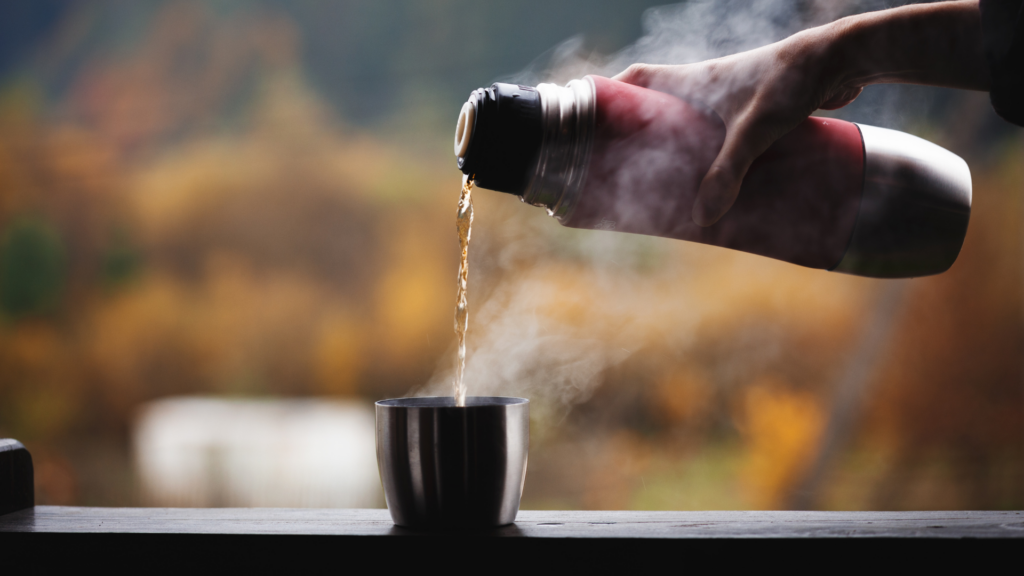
[453,175,474,407]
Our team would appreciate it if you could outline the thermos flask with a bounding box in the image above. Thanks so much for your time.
[453,75,972,278]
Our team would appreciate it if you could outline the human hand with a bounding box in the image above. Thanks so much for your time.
[614,25,862,227]
[614,1,986,226]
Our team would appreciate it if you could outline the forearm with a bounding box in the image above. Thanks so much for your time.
[826,0,989,90]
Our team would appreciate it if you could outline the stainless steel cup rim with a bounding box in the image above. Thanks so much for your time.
[376,396,528,408]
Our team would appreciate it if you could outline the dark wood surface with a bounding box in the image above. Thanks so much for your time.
[4,439,1018,568]
[2,507,1020,569]
[2,506,1022,538]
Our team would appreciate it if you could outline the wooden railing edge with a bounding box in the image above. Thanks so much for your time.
[0,438,33,517]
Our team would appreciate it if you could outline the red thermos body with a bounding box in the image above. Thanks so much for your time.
[454,76,971,278]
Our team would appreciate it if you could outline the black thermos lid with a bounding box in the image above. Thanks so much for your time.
[456,83,543,195]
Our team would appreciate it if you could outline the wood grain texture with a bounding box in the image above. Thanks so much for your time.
[2,507,1020,571]
[2,507,1022,539]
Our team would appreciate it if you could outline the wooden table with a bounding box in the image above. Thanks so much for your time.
[2,506,1021,569]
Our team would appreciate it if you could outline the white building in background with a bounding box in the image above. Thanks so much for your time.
[134,397,381,508]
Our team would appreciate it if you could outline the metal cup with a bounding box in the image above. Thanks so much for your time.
[375,396,529,528]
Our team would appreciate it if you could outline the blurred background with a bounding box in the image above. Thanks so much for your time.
[0,0,1020,511]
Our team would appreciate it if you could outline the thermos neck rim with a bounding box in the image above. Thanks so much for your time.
[523,77,597,220]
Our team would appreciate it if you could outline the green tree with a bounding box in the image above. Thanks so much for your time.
[0,217,66,319]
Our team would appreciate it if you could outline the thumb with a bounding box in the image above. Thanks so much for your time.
[692,117,775,227]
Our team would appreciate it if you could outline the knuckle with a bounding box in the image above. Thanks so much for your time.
[709,165,740,189]
[623,63,654,85]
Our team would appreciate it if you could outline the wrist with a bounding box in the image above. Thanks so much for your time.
[819,16,878,88]
[816,1,988,91]
[776,22,854,94]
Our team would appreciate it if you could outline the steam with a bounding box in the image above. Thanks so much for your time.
[414,237,705,418]
[419,0,945,413]
[418,271,633,413]
[501,0,930,131]
[608,0,853,67]
[502,0,859,86]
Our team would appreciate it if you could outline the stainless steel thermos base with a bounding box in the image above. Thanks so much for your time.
[375,397,529,528]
